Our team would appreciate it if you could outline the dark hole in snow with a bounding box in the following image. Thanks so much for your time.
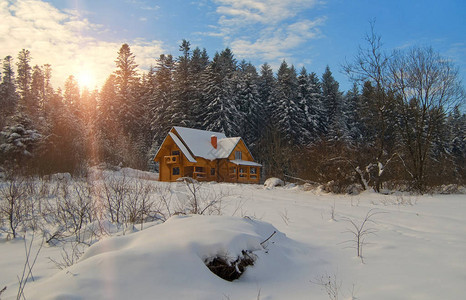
[205,250,256,281]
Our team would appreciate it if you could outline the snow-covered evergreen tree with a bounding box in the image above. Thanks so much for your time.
[236,60,261,146]
[168,40,192,127]
[297,67,323,144]
[199,48,242,137]
[306,71,325,141]
[446,107,466,181]
[189,47,210,129]
[257,63,275,128]
[0,113,41,168]
[343,83,363,145]
[114,43,140,136]
[15,49,32,111]
[0,56,18,128]
[321,66,345,141]
[149,54,175,144]
[271,61,310,145]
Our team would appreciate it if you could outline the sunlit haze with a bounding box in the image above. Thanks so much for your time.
[76,70,96,90]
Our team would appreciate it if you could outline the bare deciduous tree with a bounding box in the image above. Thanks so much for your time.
[343,21,397,192]
[389,46,464,192]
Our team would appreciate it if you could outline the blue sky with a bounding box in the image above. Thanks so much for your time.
[1,0,465,92]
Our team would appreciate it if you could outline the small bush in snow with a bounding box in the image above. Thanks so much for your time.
[0,173,28,239]
[311,273,341,300]
[176,178,228,215]
[205,250,257,281]
[341,209,383,262]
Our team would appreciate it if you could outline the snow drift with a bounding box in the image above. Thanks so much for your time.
[26,215,308,300]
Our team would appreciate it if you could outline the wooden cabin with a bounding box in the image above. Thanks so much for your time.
[154,127,261,183]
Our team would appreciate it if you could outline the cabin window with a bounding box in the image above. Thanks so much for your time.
[239,167,246,177]
[235,151,242,160]
[230,167,236,174]
[210,168,216,176]
[172,167,180,175]
[195,167,204,172]
[250,167,257,179]
[172,150,180,156]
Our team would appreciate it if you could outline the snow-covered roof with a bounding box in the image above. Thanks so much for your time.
[168,132,197,163]
[173,127,242,160]
[229,160,262,167]
[216,137,241,158]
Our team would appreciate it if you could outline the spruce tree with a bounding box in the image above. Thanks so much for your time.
[97,75,120,163]
[236,60,261,146]
[199,49,241,136]
[114,43,139,136]
[169,40,193,127]
[307,72,325,141]
[150,54,175,144]
[321,66,344,141]
[343,83,363,145]
[189,47,210,128]
[258,63,275,127]
[16,49,33,117]
[271,61,309,145]
[0,56,18,128]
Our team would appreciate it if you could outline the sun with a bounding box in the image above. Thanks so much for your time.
[76,70,96,89]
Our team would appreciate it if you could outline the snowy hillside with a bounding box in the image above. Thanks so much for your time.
[0,171,465,299]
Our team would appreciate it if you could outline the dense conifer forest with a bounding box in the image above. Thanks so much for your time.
[1,37,465,193]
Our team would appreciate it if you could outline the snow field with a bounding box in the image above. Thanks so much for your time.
[0,172,465,299]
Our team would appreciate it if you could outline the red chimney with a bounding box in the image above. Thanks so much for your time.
[211,135,217,149]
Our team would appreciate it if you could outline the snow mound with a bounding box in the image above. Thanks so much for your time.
[27,215,305,300]
[264,177,284,188]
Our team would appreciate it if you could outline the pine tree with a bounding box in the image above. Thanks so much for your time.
[150,54,175,144]
[271,61,309,144]
[97,74,120,163]
[297,67,322,144]
[0,113,42,168]
[64,75,80,116]
[258,63,275,127]
[199,49,241,136]
[42,89,83,172]
[169,40,193,127]
[62,75,85,164]
[114,43,139,136]
[236,60,261,146]
[307,72,325,140]
[0,55,18,128]
[189,47,210,128]
[343,83,362,145]
[16,49,33,117]
[40,64,55,119]
[321,66,345,141]
[447,107,466,181]
[30,65,46,120]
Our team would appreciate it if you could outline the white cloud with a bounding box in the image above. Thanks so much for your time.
[209,0,326,63]
[0,0,165,90]
[141,5,160,11]
[215,0,318,25]
[231,18,325,61]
